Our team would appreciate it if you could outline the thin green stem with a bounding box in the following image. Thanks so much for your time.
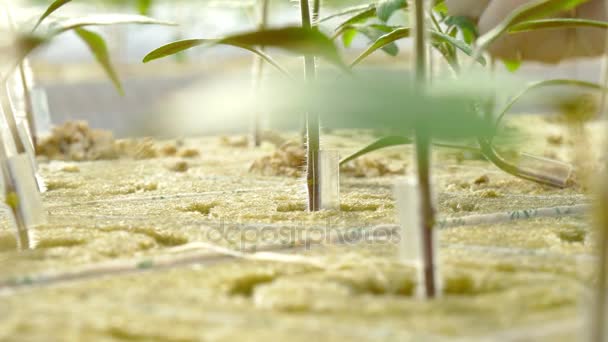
[430,12,459,73]
[413,0,436,299]
[591,19,608,342]
[413,0,426,84]
[251,0,270,147]
[301,0,320,211]
[594,183,608,342]
[415,130,436,298]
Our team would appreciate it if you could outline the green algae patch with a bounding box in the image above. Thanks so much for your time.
[556,226,586,243]
[340,201,380,212]
[224,271,278,296]
[99,226,188,247]
[45,180,80,191]
[0,234,16,251]
[36,238,86,249]
[182,202,218,215]
[276,201,306,212]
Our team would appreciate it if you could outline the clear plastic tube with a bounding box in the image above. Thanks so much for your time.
[319,150,340,210]
[516,153,573,188]
[394,177,442,298]
[31,87,52,137]
[7,154,46,228]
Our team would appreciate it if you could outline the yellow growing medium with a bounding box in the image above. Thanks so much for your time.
[0,116,601,341]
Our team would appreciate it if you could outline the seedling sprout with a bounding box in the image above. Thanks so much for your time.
[251,0,270,147]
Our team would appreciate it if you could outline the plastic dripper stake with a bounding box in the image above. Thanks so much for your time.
[516,153,573,188]
[394,177,442,299]
[319,150,340,210]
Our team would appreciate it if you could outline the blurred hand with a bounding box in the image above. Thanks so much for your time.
[445,0,608,63]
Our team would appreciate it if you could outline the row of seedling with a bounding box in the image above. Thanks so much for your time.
[8,2,608,326]
[140,0,608,302]
[0,0,172,249]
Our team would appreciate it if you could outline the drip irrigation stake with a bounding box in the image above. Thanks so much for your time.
[395,177,441,298]
[319,150,340,210]
[0,84,46,250]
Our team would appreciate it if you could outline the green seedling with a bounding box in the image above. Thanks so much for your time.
[144,13,345,212]
[335,0,606,189]
[0,0,171,250]
[411,0,437,299]
[300,0,320,211]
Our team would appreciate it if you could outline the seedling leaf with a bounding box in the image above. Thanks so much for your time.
[433,1,448,16]
[143,38,292,77]
[74,28,123,95]
[340,24,400,55]
[143,39,208,62]
[42,14,175,35]
[445,16,478,44]
[144,27,343,69]
[5,14,174,81]
[495,79,605,129]
[318,4,374,23]
[33,0,73,31]
[333,7,377,37]
[137,0,153,15]
[340,136,411,165]
[432,31,486,65]
[350,27,410,66]
[376,0,407,22]
[341,27,358,47]
[510,18,608,32]
[350,28,484,67]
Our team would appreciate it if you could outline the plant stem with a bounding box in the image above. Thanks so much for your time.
[593,180,608,342]
[300,0,320,211]
[415,131,436,298]
[413,0,426,84]
[251,0,270,147]
[412,0,436,298]
[591,24,608,342]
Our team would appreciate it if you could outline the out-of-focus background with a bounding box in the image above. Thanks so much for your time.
[16,0,608,138]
